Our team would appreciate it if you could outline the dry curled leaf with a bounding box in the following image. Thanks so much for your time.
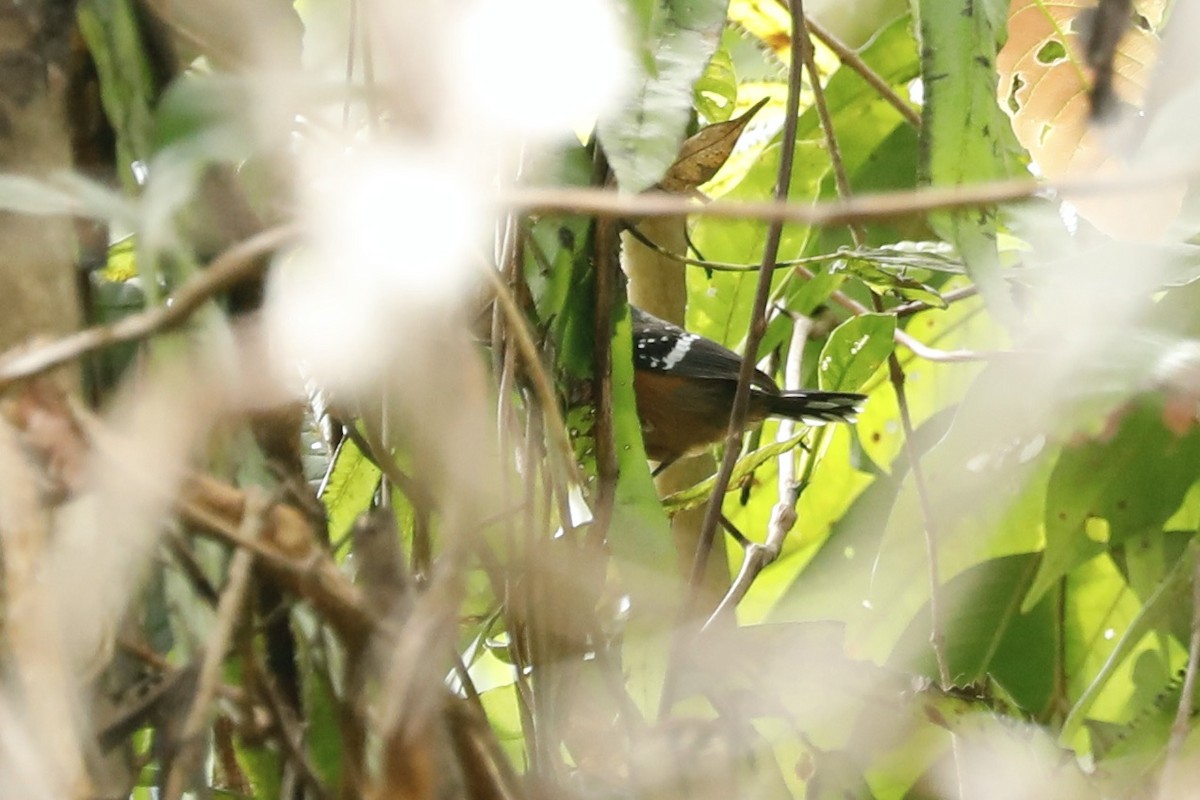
[659,97,769,193]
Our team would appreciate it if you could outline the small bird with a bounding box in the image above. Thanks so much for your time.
[631,307,865,469]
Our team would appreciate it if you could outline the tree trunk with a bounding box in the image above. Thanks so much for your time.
[0,0,84,386]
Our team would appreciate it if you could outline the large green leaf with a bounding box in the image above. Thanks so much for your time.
[1025,404,1200,611]
[1062,539,1197,745]
[688,139,829,346]
[522,144,597,378]
[842,354,1052,664]
[693,42,738,124]
[794,16,920,145]
[887,553,1052,712]
[608,304,675,574]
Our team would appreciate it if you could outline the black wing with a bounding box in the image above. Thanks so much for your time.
[632,308,777,392]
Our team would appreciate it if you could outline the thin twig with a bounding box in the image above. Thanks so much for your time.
[626,220,987,359]
[806,15,922,129]
[800,4,953,686]
[885,280,951,685]
[689,0,808,600]
[623,220,965,274]
[591,211,620,548]
[166,489,268,800]
[178,474,374,650]
[0,225,295,392]
[660,0,809,717]
[894,285,979,317]
[248,651,331,800]
[482,266,583,490]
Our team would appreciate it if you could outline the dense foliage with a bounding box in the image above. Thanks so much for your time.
[1,0,1198,798]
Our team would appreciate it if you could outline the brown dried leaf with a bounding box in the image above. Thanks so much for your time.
[998,0,1172,238]
[659,98,769,193]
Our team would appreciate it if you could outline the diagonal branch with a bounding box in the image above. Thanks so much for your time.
[702,314,815,629]
[165,488,268,800]
[0,225,295,392]
[806,16,922,129]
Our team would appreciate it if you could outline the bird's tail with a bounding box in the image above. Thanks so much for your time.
[760,390,866,424]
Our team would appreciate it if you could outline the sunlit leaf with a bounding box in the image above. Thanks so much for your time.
[609,305,676,569]
[887,554,1051,711]
[320,437,381,546]
[693,43,738,123]
[1061,538,1197,743]
[661,428,810,513]
[818,313,896,394]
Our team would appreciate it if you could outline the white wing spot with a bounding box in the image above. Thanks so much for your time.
[661,335,695,370]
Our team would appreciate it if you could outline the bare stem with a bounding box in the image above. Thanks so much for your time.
[660,0,809,717]
[797,2,952,686]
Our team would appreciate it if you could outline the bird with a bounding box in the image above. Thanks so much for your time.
[631,306,866,470]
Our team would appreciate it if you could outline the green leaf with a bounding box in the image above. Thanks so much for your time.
[153,74,259,159]
[522,144,596,379]
[598,0,729,192]
[0,173,135,221]
[694,43,738,124]
[688,139,829,344]
[818,313,896,393]
[77,0,159,189]
[609,305,675,570]
[915,0,1025,315]
[840,352,1050,663]
[1061,538,1198,743]
[479,684,527,768]
[320,437,381,546]
[887,553,1052,711]
[661,428,810,513]
[1024,405,1200,611]
[794,16,920,148]
[301,642,344,787]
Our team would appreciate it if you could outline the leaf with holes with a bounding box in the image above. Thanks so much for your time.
[997,0,1167,237]
[693,43,738,124]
